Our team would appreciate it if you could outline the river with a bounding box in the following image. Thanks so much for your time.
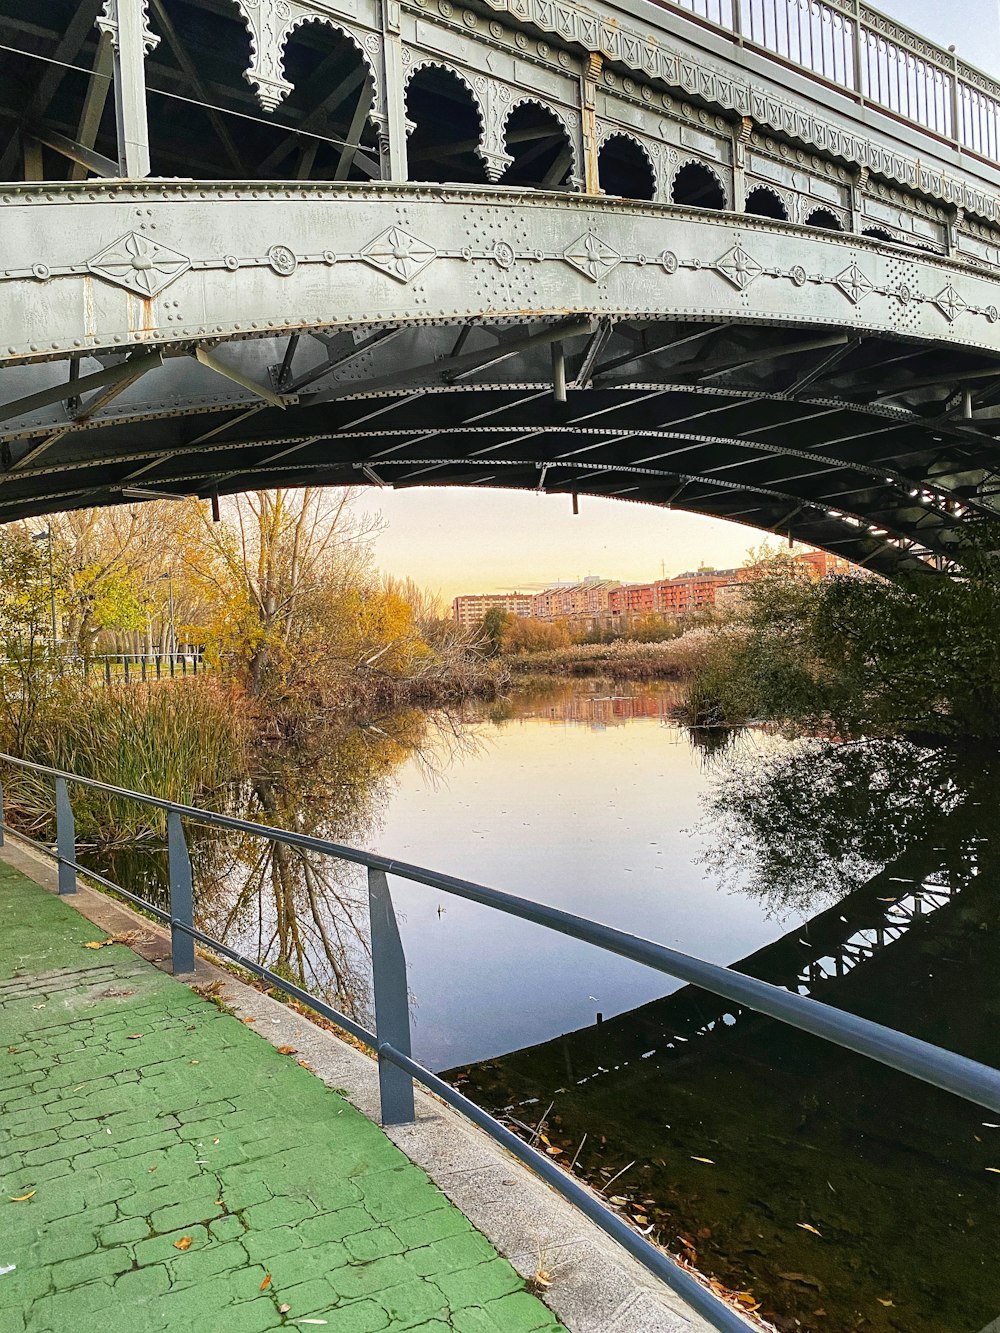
[89,678,1000,1333]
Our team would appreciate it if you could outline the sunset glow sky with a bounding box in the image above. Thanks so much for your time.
[363,0,1000,602]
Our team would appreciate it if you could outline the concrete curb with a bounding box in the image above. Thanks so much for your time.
[2,836,736,1333]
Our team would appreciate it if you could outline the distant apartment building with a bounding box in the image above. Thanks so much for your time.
[532,577,619,627]
[607,582,656,620]
[451,592,534,627]
[453,550,854,628]
[792,549,853,579]
[653,567,742,615]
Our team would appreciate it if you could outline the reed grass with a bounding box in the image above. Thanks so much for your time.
[3,678,250,843]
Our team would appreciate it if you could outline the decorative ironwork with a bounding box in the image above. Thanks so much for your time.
[563,232,620,282]
[360,227,438,283]
[86,232,190,298]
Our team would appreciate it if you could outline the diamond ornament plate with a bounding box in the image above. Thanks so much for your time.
[933,282,968,322]
[715,244,763,291]
[835,261,874,305]
[360,226,437,283]
[563,232,621,282]
[87,231,191,298]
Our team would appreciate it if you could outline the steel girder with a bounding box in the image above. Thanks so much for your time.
[5,181,1000,571]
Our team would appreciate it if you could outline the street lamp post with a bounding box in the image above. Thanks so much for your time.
[31,529,58,664]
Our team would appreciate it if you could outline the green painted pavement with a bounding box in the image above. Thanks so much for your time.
[0,863,564,1333]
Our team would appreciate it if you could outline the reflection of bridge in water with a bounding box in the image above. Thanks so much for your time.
[452,820,975,1091]
[8,3,1000,570]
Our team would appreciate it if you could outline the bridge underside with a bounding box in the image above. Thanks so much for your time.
[6,183,1000,574]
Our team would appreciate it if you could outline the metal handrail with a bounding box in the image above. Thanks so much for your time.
[3,750,999,1332]
[662,0,1000,160]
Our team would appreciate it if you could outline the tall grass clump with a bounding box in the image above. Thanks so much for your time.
[4,678,250,843]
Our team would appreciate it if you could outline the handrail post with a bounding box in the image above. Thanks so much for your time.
[951,53,962,147]
[0,777,6,847]
[368,867,415,1125]
[167,809,195,974]
[55,776,76,895]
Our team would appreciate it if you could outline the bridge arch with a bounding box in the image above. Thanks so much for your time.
[404,62,488,184]
[671,160,728,210]
[6,182,1000,576]
[500,99,576,190]
[597,132,656,200]
[744,185,789,221]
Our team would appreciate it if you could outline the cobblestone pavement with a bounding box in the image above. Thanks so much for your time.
[0,864,565,1333]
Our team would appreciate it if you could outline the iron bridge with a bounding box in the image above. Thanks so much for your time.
[5,0,1000,570]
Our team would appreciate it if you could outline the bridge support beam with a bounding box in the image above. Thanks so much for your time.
[97,0,156,179]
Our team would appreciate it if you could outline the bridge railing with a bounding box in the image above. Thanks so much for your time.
[2,751,999,1333]
[666,0,1000,160]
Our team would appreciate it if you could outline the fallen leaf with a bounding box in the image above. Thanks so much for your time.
[878,1298,895,1307]
[126,1034,143,1041]
[83,940,109,950]
[242,1016,257,1025]
[278,1305,291,1315]
[148,1167,158,1174]
[212,1138,219,1145]
[297,1059,312,1070]
[215,1200,223,1206]
[277,1046,297,1055]
[9,1191,35,1202]
[691,1156,715,1165]
[173,1236,193,1251]
[260,1274,272,1291]
[190,1060,200,1065]
[778,1273,824,1290]
[797,1223,822,1237]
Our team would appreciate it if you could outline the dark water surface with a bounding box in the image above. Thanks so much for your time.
[86,680,1000,1333]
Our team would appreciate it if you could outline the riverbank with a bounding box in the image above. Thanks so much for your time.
[504,638,691,680]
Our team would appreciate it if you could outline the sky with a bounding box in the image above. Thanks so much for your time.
[363,0,1000,604]
[880,0,1000,76]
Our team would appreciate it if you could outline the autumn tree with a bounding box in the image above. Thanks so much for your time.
[184,488,384,694]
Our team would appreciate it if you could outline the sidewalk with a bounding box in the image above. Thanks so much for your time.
[0,862,564,1333]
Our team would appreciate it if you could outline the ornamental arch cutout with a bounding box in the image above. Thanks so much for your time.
[267,18,381,181]
[500,98,577,190]
[744,184,789,221]
[598,131,656,201]
[671,159,727,210]
[404,62,489,185]
[806,207,845,231]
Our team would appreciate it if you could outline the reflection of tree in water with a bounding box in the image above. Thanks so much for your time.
[193,710,485,1025]
[698,736,971,912]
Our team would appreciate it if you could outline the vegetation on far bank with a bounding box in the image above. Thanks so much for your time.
[672,541,1000,742]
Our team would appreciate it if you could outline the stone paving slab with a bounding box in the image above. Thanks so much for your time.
[0,862,564,1333]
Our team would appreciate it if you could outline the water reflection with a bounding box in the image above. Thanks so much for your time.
[700,735,972,911]
[88,708,478,1030]
[457,730,1000,1333]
